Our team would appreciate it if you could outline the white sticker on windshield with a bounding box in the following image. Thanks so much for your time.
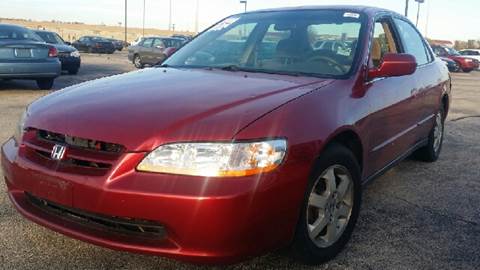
[344,12,360,19]
[210,17,240,31]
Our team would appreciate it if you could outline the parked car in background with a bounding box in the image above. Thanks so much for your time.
[171,34,193,43]
[459,49,480,69]
[431,45,479,72]
[72,36,115,54]
[0,24,60,89]
[439,56,460,72]
[34,30,81,75]
[2,6,451,265]
[106,38,126,51]
[127,37,184,68]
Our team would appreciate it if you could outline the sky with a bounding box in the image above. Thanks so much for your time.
[0,0,478,41]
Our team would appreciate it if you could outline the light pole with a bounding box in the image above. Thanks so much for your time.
[415,0,425,27]
[405,0,409,16]
[240,0,247,13]
[124,0,127,43]
[142,0,146,36]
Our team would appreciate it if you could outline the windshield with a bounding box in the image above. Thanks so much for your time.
[165,10,365,78]
[445,47,460,56]
[35,31,65,44]
[0,26,43,41]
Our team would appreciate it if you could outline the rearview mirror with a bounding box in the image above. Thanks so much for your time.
[368,53,417,80]
[65,41,72,46]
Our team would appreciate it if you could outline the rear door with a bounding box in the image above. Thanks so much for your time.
[392,17,442,141]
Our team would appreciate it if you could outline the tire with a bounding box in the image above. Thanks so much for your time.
[133,55,144,69]
[462,69,473,73]
[67,68,79,75]
[36,78,55,90]
[291,143,362,265]
[414,107,445,162]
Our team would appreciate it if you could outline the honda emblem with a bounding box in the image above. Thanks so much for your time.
[51,144,66,160]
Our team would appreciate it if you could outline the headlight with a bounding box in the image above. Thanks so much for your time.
[13,110,28,144]
[137,139,287,177]
[70,50,80,57]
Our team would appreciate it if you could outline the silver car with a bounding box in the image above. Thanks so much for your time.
[0,24,61,89]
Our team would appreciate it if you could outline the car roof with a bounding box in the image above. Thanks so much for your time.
[0,23,30,30]
[246,5,402,17]
[34,30,56,34]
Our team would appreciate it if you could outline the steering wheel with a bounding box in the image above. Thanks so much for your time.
[306,55,347,74]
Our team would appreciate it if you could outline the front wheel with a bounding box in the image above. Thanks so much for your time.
[291,144,361,265]
[414,108,445,162]
[36,78,55,90]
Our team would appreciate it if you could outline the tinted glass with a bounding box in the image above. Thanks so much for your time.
[165,10,365,78]
[394,18,429,65]
[35,32,64,44]
[0,26,42,41]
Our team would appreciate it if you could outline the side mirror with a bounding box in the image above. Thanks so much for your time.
[368,53,417,80]
[163,47,177,58]
[65,41,72,46]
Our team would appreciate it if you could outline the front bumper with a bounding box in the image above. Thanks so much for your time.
[0,59,61,79]
[1,138,307,264]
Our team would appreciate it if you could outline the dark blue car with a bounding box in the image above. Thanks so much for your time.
[34,30,81,75]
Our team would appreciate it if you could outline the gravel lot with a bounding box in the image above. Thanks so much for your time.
[0,53,479,270]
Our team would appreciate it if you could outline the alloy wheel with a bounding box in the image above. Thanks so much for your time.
[306,165,354,248]
[433,113,443,153]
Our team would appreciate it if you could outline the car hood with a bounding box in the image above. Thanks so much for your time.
[51,43,77,53]
[27,68,332,151]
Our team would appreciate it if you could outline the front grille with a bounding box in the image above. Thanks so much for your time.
[37,130,124,153]
[26,192,166,238]
[22,129,125,175]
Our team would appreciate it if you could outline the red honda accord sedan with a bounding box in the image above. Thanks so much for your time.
[2,6,450,265]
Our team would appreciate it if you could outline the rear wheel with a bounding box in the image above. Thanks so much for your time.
[36,78,55,90]
[133,55,144,69]
[414,108,445,162]
[291,144,361,265]
[462,68,473,73]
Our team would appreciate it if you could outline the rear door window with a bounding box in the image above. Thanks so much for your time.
[393,18,430,65]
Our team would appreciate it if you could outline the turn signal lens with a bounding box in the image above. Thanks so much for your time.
[137,139,287,177]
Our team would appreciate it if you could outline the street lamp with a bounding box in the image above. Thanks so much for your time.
[240,0,247,13]
[415,0,425,27]
[405,0,409,16]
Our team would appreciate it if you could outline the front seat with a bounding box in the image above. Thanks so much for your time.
[371,39,383,67]
[275,33,312,64]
